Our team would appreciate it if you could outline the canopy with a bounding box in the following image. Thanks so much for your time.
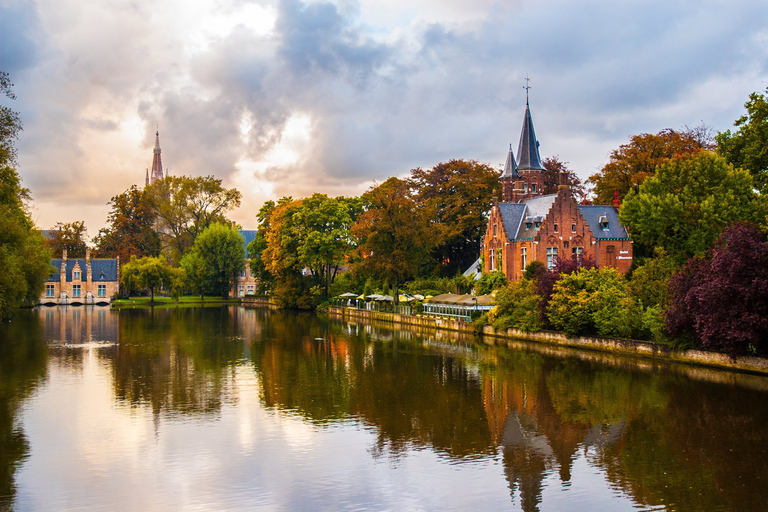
[338,292,358,297]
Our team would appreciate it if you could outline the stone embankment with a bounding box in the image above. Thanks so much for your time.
[328,306,768,376]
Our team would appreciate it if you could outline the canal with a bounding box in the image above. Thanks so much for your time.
[0,306,766,511]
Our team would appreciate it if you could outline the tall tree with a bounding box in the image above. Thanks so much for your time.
[665,223,768,357]
[716,87,768,191]
[409,159,497,275]
[148,175,241,261]
[619,151,763,263]
[352,177,433,303]
[44,221,88,258]
[120,255,173,302]
[93,185,160,261]
[588,128,714,204]
[189,223,245,299]
[0,72,53,318]
[541,156,587,201]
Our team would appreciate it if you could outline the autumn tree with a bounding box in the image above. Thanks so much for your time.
[619,151,763,263]
[45,221,88,258]
[588,128,714,204]
[716,86,768,191]
[665,223,768,357]
[542,156,587,201]
[352,177,433,303]
[409,160,498,276]
[148,175,241,261]
[92,185,160,261]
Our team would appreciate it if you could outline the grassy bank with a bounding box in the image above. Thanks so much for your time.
[111,296,240,308]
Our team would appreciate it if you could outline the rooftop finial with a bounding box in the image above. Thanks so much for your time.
[523,74,531,104]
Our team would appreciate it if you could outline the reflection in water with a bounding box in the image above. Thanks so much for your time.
[0,306,767,510]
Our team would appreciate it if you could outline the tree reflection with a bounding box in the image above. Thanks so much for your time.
[0,310,48,507]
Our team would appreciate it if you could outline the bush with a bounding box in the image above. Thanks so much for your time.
[475,270,506,295]
[492,278,542,332]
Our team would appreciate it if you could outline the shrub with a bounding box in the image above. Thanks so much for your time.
[475,270,506,295]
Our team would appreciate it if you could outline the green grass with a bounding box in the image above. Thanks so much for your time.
[111,296,240,308]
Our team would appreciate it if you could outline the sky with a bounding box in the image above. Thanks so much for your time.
[1,0,767,237]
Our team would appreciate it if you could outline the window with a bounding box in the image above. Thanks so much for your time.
[73,270,81,280]
[546,247,557,270]
[97,284,106,297]
[240,270,246,278]
[247,285,254,294]
[239,286,245,297]
[572,223,576,233]
[572,247,583,262]
[46,284,55,297]
[73,284,81,298]
[525,222,532,230]
[599,215,609,231]
[554,223,558,233]
[521,247,527,270]
[522,183,528,192]
[531,183,537,193]
[493,224,498,237]
[489,250,495,271]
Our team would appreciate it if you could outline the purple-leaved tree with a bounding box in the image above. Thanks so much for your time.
[666,223,768,357]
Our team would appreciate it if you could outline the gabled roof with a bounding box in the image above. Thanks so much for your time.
[516,102,546,171]
[495,194,559,241]
[238,230,258,256]
[577,206,630,239]
[47,259,119,282]
[497,203,527,240]
[502,145,520,178]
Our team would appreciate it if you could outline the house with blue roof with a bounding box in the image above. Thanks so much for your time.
[40,248,120,305]
[233,229,260,296]
[481,98,633,282]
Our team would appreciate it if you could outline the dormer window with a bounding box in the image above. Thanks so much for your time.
[73,270,81,280]
[522,183,528,192]
[100,272,105,280]
[534,222,541,228]
[525,222,532,230]
[531,183,537,193]
[599,215,610,231]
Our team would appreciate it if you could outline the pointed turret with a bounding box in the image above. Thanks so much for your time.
[502,144,520,178]
[150,128,164,184]
[516,100,545,171]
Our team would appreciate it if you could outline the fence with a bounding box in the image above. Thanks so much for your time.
[331,298,492,321]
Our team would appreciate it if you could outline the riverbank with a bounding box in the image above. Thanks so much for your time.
[328,306,768,376]
[111,297,240,308]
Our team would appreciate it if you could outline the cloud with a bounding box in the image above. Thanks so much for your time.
[3,0,768,233]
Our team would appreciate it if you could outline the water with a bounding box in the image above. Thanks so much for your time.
[0,306,766,511]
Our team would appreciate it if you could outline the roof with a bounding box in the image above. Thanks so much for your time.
[497,203,527,239]
[238,230,258,256]
[501,194,558,240]
[577,205,630,239]
[516,102,545,171]
[47,259,119,282]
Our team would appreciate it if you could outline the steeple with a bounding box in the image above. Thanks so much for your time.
[502,144,520,178]
[516,101,545,171]
[149,126,164,185]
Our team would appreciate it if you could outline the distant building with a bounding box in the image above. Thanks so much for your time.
[40,248,120,305]
[145,129,167,186]
[481,98,632,281]
[234,230,259,297]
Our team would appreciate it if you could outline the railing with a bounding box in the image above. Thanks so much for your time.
[331,298,491,321]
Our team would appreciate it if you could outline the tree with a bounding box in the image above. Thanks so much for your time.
[716,87,768,191]
[619,151,763,263]
[148,175,241,261]
[542,156,587,202]
[190,223,245,299]
[352,178,433,304]
[247,200,279,295]
[93,185,160,261]
[535,255,596,327]
[0,71,53,318]
[45,221,88,258]
[180,250,207,300]
[120,255,173,301]
[665,223,768,357]
[627,248,678,309]
[409,160,498,276]
[588,128,715,204]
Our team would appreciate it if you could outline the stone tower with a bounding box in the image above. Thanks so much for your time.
[145,129,165,186]
[500,99,546,202]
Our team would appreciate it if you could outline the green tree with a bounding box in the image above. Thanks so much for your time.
[120,255,173,301]
[93,185,160,261]
[45,221,88,258]
[548,267,641,338]
[352,178,433,304]
[490,278,542,332]
[247,200,279,295]
[409,160,498,276]
[627,248,678,309]
[588,128,714,204]
[716,87,768,191]
[180,250,207,300]
[190,223,245,299]
[619,151,763,263]
[0,71,54,318]
[148,175,241,261]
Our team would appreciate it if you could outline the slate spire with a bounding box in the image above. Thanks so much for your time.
[149,126,164,184]
[502,143,520,178]
[516,100,545,171]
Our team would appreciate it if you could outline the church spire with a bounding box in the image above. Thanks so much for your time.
[149,125,164,184]
[502,143,520,178]
[516,84,545,171]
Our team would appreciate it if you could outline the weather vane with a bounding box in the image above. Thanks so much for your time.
[523,74,531,102]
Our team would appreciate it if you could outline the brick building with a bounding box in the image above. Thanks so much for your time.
[40,248,120,305]
[233,230,259,297]
[481,99,632,281]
